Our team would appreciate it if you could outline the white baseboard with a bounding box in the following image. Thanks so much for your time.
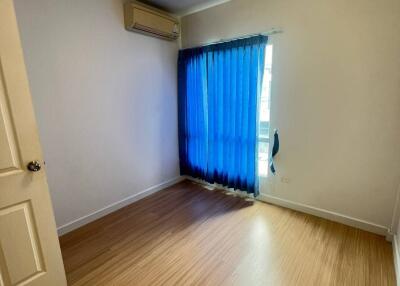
[185,176,389,236]
[57,176,185,236]
[393,235,400,286]
[258,193,388,236]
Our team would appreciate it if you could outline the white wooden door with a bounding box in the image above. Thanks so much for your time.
[0,0,67,285]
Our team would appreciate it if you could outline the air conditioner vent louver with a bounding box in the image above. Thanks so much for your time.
[124,1,180,41]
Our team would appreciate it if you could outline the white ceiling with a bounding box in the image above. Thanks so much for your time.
[143,0,230,16]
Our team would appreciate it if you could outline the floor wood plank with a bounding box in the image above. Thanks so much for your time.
[60,180,396,285]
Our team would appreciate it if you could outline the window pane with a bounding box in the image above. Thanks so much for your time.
[259,121,270,139]
[258,44,273,177]
[258,142,269,177]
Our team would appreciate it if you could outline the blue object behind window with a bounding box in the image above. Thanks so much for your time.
[178,36,268,196]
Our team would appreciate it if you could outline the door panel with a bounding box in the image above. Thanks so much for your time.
[0,0,67,285]
[0,202,44,285]
[0,65,22,174]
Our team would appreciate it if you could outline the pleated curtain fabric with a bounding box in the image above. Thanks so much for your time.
[178,35,268,196]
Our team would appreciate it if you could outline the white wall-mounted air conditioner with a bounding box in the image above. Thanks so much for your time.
[124,1,180,41]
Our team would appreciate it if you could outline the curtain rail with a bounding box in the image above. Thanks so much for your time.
[193,28,283,48]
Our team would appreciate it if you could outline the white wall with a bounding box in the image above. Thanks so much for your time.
[181,0,400,229]
[14,0,180,229]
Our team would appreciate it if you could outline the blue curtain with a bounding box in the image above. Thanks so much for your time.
[178,35,268,196]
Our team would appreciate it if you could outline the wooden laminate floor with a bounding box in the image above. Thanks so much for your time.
[60,180,396,286]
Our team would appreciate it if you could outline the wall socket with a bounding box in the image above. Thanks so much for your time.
[281,177,290,184]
